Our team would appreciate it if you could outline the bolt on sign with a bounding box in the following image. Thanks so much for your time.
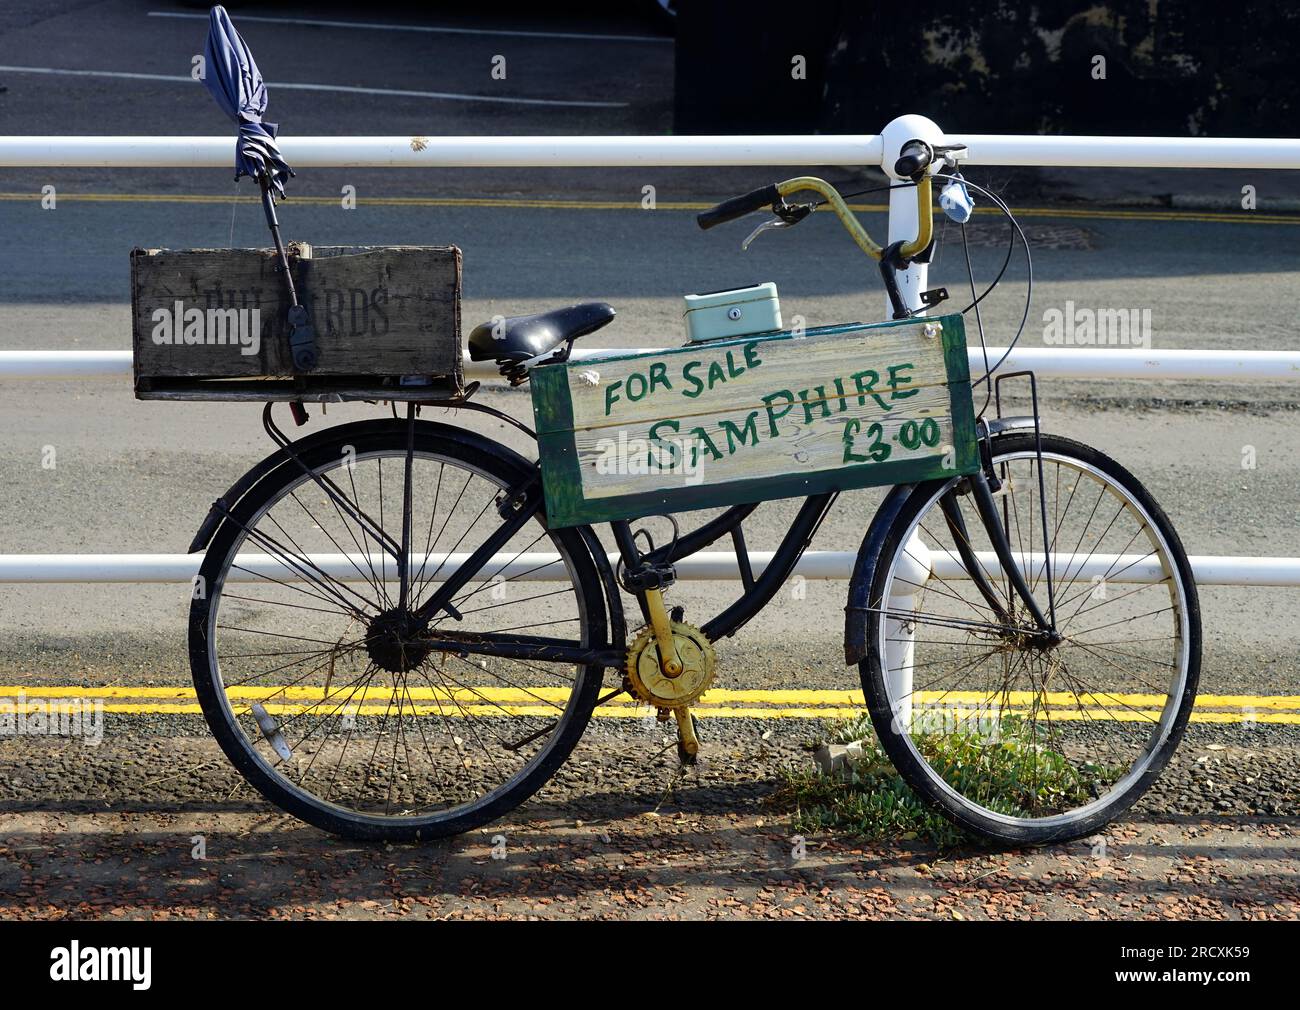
[130,244,462,401]
[532,314,979,528]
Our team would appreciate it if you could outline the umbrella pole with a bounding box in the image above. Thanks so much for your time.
[259,174,298,306]
[257,174,318,373]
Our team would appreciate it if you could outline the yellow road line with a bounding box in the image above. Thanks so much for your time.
[2,702,1296,723]
[2,685,1296,708]
[0,191,1294,226]
[1,686,1296,723]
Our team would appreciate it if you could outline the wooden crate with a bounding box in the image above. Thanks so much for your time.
[131,244,462,401]
[532,314,979,528]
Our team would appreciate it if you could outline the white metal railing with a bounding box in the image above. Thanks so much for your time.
[3,347,1299,383]
[6,133,1300,169]
[2,552,1297,587]
[0,123,1297,591]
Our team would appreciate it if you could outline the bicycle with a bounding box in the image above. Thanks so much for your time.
[184,142,1200,847]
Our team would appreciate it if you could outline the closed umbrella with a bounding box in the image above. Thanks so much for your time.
[201,4,292,197]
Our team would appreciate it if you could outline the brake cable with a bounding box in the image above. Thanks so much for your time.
[931,172,1035,409]
[804,173,1032,412]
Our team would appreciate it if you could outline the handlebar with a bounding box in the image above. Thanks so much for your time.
[696,184,780,231]
[696,173,933,262]
[894,140,934,179]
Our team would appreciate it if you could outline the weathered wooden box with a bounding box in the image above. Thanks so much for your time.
[532,314,979,528]
[131,244,463,401]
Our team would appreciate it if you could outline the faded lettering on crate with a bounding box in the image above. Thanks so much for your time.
[533,316,979,528]
[131,244,462,399]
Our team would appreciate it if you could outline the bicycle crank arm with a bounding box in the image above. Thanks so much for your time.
[673,706,700,758]
[643,588,683,676]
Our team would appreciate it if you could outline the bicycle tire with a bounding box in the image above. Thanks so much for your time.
[859,431,1201,845]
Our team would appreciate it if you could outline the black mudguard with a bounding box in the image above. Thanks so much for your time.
[843,482,918,666]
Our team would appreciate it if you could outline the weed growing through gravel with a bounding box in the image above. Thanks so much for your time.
[777,751,969,848]
[775,715,1113,849]
[776,722,968,849]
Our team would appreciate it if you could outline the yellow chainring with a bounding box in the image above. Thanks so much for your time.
[625,620,716,709]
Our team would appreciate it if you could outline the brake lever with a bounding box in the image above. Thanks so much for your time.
[740,199,814,251]
[741,216,790,251]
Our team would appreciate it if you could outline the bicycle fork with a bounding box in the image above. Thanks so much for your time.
[941,469,1059,640]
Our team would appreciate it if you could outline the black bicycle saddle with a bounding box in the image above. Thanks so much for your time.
[467,302,616,365]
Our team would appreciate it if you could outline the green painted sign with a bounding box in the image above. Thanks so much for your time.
[532,314,979,528]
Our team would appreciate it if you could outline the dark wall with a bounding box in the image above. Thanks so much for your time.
[676,1,1300,137]
[674,1,841,133]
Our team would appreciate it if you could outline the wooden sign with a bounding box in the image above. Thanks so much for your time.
[532,315,979,528]
[131,244,462,401]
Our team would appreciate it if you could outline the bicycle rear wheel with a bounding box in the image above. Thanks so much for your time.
[859,431,1200,845]
[190,420,608,841]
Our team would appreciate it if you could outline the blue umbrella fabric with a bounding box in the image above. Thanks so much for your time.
[201,5,293,198]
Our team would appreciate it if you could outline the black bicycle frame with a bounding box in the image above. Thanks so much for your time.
[400,491,838,671]
[613,491,838,643]
[411,470,1055,671]
[243,400,1057,672]
[406,449,1059,670]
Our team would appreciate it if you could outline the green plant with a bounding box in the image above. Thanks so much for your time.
[775,714,1120,849]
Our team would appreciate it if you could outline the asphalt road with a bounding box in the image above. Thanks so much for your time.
[0,1,1298,897]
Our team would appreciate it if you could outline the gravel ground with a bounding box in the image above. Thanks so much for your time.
[3,717,1297,818]
[1,716,1297,921]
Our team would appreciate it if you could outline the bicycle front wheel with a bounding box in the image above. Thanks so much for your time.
[860,431,1200,845]
[190,420,608,841]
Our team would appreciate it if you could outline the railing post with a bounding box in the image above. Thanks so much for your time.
[880,114,946,730]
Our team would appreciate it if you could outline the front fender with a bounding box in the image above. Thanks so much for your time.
[843,482,919,666]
